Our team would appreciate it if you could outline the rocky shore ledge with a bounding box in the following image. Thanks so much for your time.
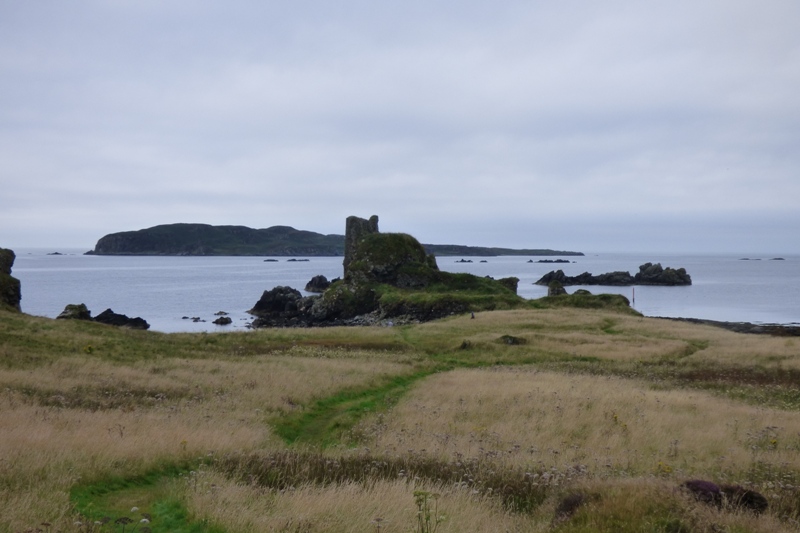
[656,317,800,336]
[535,262,691,286]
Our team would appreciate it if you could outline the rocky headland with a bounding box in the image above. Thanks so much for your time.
[247,215,523,328]
[0,248,22,311]
[535,262,692,286]
[57,303,150,329]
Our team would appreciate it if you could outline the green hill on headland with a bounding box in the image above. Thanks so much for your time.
[85,223,583,257]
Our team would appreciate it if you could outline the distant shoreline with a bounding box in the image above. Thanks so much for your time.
[83,223,584,257]
[655,316,800,336]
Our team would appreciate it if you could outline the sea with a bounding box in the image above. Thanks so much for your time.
[9,249,800,333]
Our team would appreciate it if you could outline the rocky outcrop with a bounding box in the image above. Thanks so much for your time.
[304,275,332,293]
[250,286,306,316]
[56,303,150,329]
[0,248,21,312]
[536,269,634,286]
[248,215,523,328]
[57,303,92,320]
[633,262,691,285]
[535,263,691,286]
[94,309,150,329]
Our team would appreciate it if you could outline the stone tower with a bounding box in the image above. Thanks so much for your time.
[343,215,379,273]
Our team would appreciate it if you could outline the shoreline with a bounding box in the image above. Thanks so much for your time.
[654,316,800,336]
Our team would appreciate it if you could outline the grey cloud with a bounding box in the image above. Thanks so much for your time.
[1,1,798,252]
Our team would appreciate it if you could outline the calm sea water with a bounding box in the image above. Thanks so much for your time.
[10,249,800,333]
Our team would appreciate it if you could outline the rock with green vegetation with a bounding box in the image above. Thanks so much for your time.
[249,215,525,327]
[57,303,93,320]
[343,215,379,271]
[634,262,692,285]
[547,280,567,297]
[87,223,347,256]
[0,247,21,312]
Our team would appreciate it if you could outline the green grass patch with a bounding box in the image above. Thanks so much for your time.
[272,370,435,447]
[71,463,224,533]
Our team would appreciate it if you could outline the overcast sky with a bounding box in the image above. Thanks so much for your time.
[1,1,798,254]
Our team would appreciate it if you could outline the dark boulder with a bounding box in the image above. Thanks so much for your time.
[720,484,768,514]
[305,274,331,293]
[212,316,233,325]
[249,286,306,317]
[0,248,21,312]
[93,308,150,329]
[552,492,589,525]
[680,480,767,514]
[681,480,722,507]
[57,303,93,321]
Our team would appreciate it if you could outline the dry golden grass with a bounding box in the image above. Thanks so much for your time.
[187,469,548,533]
[557,477,795,533]
[3,307,800,532]
[0,352,412,532]
[366,368,800,479]
[418,309,800,367]
[0,351,412,415]
[188,468,798,533]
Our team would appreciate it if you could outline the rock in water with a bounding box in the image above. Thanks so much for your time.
[249,286,305,316]
[93,309,150,329]
[634,262,692,285]
[536,263,690,286]
[305,274,331,293]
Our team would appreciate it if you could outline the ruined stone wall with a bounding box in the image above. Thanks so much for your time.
[343,215,379,273]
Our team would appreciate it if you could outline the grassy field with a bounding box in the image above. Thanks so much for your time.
[1,303,800,532]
